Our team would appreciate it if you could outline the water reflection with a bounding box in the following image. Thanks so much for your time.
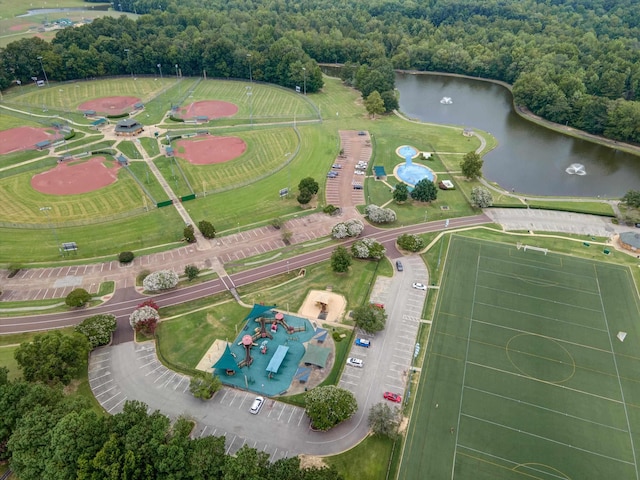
[396,73,640,197]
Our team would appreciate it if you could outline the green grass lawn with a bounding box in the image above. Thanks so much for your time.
[0,345,20,380]
[327,434,395,480]
[399,236,640,479]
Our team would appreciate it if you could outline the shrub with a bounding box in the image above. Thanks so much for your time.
[119,251,135,263]
[198,220,216,239]
[129,305,160,335]
[351,238,386,259]
[331,219,365,239]
[397,233,425,252]
[184,224,196,243]
[65,288,92,308]
[74,314,117,349]
[136,269,151,285]
[142,270,179,291]
[185,264,200,281]
[365,204,397,224]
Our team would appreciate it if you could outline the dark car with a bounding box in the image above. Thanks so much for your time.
[396,260,403,272]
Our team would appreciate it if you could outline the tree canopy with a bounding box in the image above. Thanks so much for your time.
[410,179,438,203]
[305,386,357,431]
[352,304,387,334]
[461,152,484,180]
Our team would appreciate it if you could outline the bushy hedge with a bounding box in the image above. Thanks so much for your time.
[142,270,179,291]
[75,314,117,349]
[119,251,135,263]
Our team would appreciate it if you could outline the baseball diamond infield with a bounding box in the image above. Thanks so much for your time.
[175,136,247,165]
[0,126,56,155]
[177,100,238,119]
[31,156,121,195]
[78,96,141,115]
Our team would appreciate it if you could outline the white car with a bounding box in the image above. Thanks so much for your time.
[412,282,427,291]
[346,357,364,368]
[355,170,365,175]
[250,396,265,414]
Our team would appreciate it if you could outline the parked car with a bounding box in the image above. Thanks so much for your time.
[358,131,366,136]
[355,338,371,348]
[355,170,365,175]
[332,164,342,169]
[396,260,403,272]
[346,357,364,368]
[327,171,338,178]
[249,396,265,414]
[353,184,363,190]
[383,392,402,403]
[412,282,427,291]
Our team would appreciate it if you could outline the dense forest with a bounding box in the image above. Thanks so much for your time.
[2,0,640,142]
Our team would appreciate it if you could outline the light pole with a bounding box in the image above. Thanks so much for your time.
[175,64,179,80]
[39,206,59,251]
[124,49,132,77]
[247,53,252,83]
[157,63,162,78]
[37,56,48,86]
[246,86,253,126]
[302,67,306,95]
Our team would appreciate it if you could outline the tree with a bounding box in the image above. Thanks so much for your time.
[471,186,494,207]
[393,183,409,203]
[189,372,222,400]
[364,90,385,118]
[74,314,117,349]
[352,304,386,333]
[397,233,425,252]
[622,190,640,208]
[224,445,270,480]
[331,219,365,239]
[380,90,399,112]
[410,179,438,202]
[368,402,401,439]
[198,220,216,239]
[118,251,134,263]
[297,188,313,206]
[365,204,397,223]
[184,264,200,281]
[129,305,160,336]
[305,386,357,431]
[298,177,319,196]
[460,151,483,180]
[351,238,386,260]
[143,269,179,291]
[330,246,352,273]
[184,224,196,243]
[14,331,89,385]
[65,288,92,308]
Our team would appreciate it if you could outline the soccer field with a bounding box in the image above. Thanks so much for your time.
[399,236,640,479]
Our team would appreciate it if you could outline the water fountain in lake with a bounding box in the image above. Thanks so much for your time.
[565,163,586,176]
[440,97,453,105]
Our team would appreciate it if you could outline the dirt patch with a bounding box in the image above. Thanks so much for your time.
[177,100,238,119]
[9,23,37,32]
[176,136,246,165]
[78,96,141,115]
[0,126,55,155]
[31,156,121,195]
[195,338,228,374]
[299,289,347,324]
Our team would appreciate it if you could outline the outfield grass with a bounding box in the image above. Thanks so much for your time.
[399,236,640,479]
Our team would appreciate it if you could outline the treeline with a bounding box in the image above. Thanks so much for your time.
[0,367,342,479]
[1,0,640,141]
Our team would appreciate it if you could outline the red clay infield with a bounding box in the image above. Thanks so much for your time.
[78,96,141,115]
[176,136,246,165]
[177,100,238,119]
[0,127,55,155]
[31,157,121,195]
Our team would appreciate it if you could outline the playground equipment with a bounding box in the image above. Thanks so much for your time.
[260,340,268,354]
[237,334,255,368]
[274,312,306,334]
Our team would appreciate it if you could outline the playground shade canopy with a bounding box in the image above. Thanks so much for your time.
[301,344,331,368]
[244,304,276,323]
[212,344,238,372]
[266,345,289,374]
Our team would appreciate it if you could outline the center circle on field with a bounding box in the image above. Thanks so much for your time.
[506,334,575,383]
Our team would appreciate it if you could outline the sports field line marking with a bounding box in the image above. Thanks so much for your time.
[480,254,574,275]
[461,412,635,466]
[467,361,623,404]
[471,318,612,354]
[480,268,601,296]
[476,285,603,314]
[594,267,640,479]
[464,385,628,432]
[458,447,575,480]
[451,251,482,479]
[474,300,607,333]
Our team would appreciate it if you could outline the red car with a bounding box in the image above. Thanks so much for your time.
[383,392,402,403]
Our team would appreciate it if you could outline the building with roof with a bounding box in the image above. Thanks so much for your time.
[619,231,640,253]
[115,118,144,136]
